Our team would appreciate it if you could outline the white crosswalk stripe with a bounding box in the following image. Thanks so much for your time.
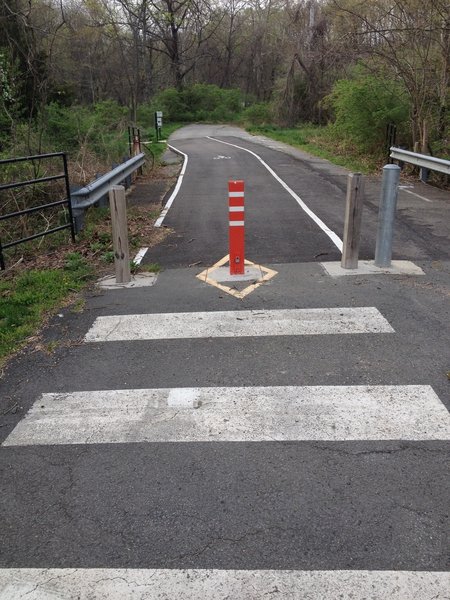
[2,305,448,599]
[0,568,449,599]
[84,307,394,342]
[3,385,449,446]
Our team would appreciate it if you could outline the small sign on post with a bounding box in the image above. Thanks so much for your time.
[228,180,245,275]
[154,111,163,142]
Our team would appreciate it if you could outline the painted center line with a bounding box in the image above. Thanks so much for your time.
[84,307,394,342]
[207,136,343,252]
[0,568,448,599]
[4,385,448,446]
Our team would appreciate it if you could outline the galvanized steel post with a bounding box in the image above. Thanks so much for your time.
[374,164,401,268]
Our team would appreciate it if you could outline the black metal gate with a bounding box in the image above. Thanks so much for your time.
[0,152,76,270]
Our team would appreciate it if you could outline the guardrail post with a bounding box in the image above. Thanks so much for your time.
[341,173,364,269]
[109,185,131,283]
[374,164,401,268]
[72,208,84,234]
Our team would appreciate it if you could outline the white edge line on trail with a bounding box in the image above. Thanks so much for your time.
[133,247,148,265]
[154,144,188,228]
[400,188,433,203]
[207,136,343,252]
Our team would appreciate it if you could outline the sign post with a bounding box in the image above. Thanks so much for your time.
[154,111,163,141]
[228,180,245,275]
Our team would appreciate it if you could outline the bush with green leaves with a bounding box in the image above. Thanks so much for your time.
[326,71,410,152]
[242,103,273,126]
[142,84,242,123]
[43,103,92,151]
[42,100,129,160]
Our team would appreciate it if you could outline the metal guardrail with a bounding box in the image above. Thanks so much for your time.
[390,147,450,178]
[70,152,145,230]
[71,153,145,209]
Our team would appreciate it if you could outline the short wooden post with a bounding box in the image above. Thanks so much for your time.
[109,185,131,283]
[132,135,140,156]
[420,120,430,182]
[341,173,364,269]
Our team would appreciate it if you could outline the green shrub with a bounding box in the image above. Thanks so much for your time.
[43,103,93,151]
[153,88,189,121]
[93,100,128,130]
[39,101,128,161]
[325,71,410,152]
[243,103,273,125]
[145,84,243,123]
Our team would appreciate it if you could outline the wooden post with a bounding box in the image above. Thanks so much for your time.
[341,173,365,269]
[109,185,131,284]
[420,120,430,182]
[421,120,428,154]
[132,135,140,156]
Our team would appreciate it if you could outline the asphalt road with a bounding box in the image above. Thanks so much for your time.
[147,125,450,268]
[0,125,449,598]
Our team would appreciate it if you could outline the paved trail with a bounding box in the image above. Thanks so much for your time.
[1,125,449,599]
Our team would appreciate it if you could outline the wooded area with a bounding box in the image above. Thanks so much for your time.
[1,0,449,162]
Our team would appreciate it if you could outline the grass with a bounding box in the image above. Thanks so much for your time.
[141,122,184,165]
[140,262,161,273]
[0,252,93,365]
[246,124,382,174]
[0,120,179,368]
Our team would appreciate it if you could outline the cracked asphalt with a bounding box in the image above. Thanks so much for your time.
[0,125,449,596]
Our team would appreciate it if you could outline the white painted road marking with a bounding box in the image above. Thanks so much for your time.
[154,144,189,227]
[207,136,344,252]
[5,385,448,446]
[132,247,148,265]
[402,188,433,203]
[84,307,394,342]
[0,569,448,599]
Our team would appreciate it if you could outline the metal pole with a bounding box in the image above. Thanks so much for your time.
[128,127,132,158]
[374,164,401,268]
[62,153,76,243]
[0,239,5,270]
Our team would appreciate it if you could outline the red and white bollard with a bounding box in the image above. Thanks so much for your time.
[228,180,245,275]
